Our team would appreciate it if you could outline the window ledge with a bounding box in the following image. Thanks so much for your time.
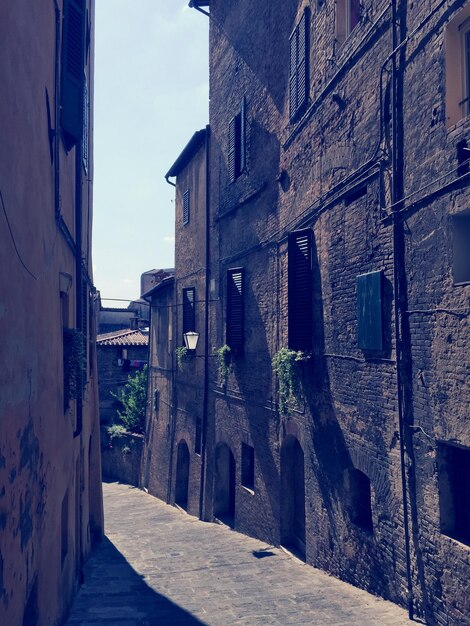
[241,485,255,496]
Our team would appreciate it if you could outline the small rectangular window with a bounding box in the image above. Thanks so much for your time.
[445,7,470,126]
[451,211,470,284]
[182,287,196,343]
[183,189,190,225]
[226,268,244,354]
[438,443,470,546]
[356,271,383,351]
[241,443,255,490]
[228,98,246,183]
[61,490,69,567]
[336,0,361,46]
[288,230,313,351]
[289,8,310,120]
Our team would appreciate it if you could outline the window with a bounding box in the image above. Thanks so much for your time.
[451,210,470,284]
[345,469,373,531]
[183,189,190,225]
[182,287,196,344]
[241,443,255,490]
[438,443,470,546]
[228,98,246,183]
[61,0,86,150]
[288,230,313,351]
[356,271,383,351]
[82,79,89,172]
[289,8,310,120]
[226,268,244,354]
[445,5,470,126]
[336,0,361,46]
[61,490,69,566]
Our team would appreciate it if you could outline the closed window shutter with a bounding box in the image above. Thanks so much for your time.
[183,189,190,225]
[182,288,196,341]
[240,97,246,174]
[296,9,309,113]
[227,269,244,354]
[82,79,88,171]
[289,8,309,119]
[289,29,298,118]
[228,117,236,183]
[288,230,313,351]
[356,271,383,350]
[61,0,86,149]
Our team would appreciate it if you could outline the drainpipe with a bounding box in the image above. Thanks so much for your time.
[199,125,211,520]
[74,138,83,439]
[391,0,413,619]
[165,175,176,188]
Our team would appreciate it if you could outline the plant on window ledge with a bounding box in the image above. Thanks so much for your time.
[63,327,86,409]
[176,346,189,370]
[272,348,309,415]
[216,344,232,384]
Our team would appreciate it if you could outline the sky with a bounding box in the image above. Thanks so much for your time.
[93,1,209,304]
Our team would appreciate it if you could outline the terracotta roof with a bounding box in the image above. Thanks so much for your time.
[96,328,149,347]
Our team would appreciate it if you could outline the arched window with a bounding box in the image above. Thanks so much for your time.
[345,468,373,531]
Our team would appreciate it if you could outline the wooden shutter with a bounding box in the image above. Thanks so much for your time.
[228,117,236,183]
[289,28,298,118]
[182,288,196,339]
[61,0,86,148]
[240,97,246,174]
[296,9,309,113]
[289,8,309,119]
[288,230,313,351]
[356,271,383,350]
[227,269,244,354]
[82,79,88,171]
[183,189,190,225]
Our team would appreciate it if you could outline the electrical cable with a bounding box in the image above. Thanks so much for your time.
[0,189,38,280]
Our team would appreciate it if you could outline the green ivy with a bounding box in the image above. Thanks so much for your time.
[63,327,86,410]
[176,346,188,369]
[216,344,232,383]
[272,348,309,415]
[111,365,147,434]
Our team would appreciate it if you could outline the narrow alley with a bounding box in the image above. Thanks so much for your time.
[65,482,411,626]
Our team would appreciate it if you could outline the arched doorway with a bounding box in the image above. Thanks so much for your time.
[280,436,306,559]
[175,440,190,510]
[214,442,236,527]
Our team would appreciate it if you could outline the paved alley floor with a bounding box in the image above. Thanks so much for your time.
[65,481,412,626]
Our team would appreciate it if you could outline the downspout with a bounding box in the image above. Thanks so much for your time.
[74,136,83,439]
[199,125,210,520]
[167,296,177,504]
[391,0,413,619]
[165,175,176,188]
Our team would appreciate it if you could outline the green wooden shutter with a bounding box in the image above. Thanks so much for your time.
[289,28,298,118]
[288,230,313,351]
[61,0,86,149]
[183,189,190,225]
[296,9,309,113]
[182,287,196,341]
[240,97,246,174]
[227,269,244,354]
[356,271,383,350]
[228,117,236,183]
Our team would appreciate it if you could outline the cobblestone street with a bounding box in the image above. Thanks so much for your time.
[65,481,412,625]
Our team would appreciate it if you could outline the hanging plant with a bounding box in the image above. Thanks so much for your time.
[272,348,309,415]
[215,344,232,384]
[176,346,188,370]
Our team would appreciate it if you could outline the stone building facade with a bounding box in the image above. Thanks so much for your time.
[0,1,103,625]
[143,1,470,624]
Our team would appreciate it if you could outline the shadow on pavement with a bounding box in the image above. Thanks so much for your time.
[66,536,207,626]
